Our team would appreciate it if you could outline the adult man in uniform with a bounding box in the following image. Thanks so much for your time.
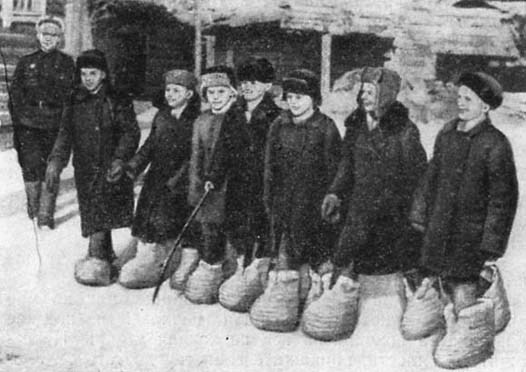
[11,16,75,229]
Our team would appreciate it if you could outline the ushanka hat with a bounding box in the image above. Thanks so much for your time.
[457,71,503,109]
[282,69,321,105]
[237,57,275,83]
[76,49,109,73]
[164,69,197,90]
[200,65,237,100]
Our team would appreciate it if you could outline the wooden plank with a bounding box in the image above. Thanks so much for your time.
[321,33,331,101]
[205,35,216,68]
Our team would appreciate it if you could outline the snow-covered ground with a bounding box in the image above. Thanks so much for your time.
[0,110,525,371]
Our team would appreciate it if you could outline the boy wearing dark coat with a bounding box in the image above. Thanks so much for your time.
[308,67,427,341]
[46,50,140,286]
[249,69,341,332]
[118,70,200,289]
[185,66,251,304]
[408,72,518,369]
[218,57,282,312]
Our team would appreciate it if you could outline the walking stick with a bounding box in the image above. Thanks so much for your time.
[152,188,211,303]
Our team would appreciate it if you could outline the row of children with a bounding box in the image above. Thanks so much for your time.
[43,48,517,369]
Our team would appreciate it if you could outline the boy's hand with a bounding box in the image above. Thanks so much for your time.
[411,222,425,233]
[106,159,125,183]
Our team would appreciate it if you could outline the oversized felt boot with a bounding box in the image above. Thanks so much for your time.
[433,299,495,369]
[119,241,168,289]
[38,182,58,229]
[219,257,270,312]
[24,181,41,220]
[75,231,117,287]
[304,269,328,309]
[184,260,224,304]
[170,248,199,290]
[302,274,360,341]
[400,277,445,340]
[249,270,300,332]
[480,264,510,333]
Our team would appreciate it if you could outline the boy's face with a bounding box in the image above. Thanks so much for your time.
[286,92,314,117]
[165,84,192,109]
[360,82,378,113]
[37,23,61,52]
[457,85,489,122]
[207,86,232,111]
[240,80,270,103]
[81,68,106,93]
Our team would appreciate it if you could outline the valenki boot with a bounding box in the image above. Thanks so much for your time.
[480,264,510,333]
[119,241,168,289]
[38,182,58,229]
[302,274,360,341]
[219,257,270,312]
[184,260,224,304]
[24,181,41,220]
[249,270,300,332]
[400,277,445,340]
[304,269,330,309]
[433,299,496,369]
[170,248,199,290]
[74,231,117,286]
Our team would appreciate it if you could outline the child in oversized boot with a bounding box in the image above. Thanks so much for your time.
[219,57,281,312]
[185,66,252,304]
[46,50,140,286]
[308,67,427,341]
[409,72,518,369]
[118,70,201,289]
[249,69,341,332]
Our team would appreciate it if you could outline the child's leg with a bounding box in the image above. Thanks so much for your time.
[201,223,226,265]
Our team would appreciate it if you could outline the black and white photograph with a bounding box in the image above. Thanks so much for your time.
[0,0,525,371]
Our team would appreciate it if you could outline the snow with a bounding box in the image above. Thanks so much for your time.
[1,116,526,372]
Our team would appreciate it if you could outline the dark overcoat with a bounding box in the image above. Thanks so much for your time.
[330,102,427,275]
[264,109,341,266]
[49,84,140,237]
[410,118,518,278]
[128,103,199,243]
[188,101,251,235]
[242,94,282,238]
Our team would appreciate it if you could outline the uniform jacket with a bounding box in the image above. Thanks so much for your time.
[265,109,341,265]
[330,102,427,274]
[49,83,140,237]
[128,103,199,243]
[11,49,75,130]
[410,118,518,277]
[188,100,251,233]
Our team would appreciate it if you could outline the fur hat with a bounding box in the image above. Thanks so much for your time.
[77,49,109,73]
[282,69,321,105]
[457,72,503,109]
[358,67,401,118]
[200,65,236,100]
[164,69,197,90]
[237,57,275,83]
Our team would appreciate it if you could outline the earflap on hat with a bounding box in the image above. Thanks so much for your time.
[357,67,401,118]
[457,72,503,109]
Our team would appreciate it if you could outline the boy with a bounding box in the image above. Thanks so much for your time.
[46,50,140,286]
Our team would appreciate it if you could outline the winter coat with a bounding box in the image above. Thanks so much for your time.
[264,109,341,266]
[188,100,251,234]
[11,49,75,130]
[410,118,518,278]
[128,103,199,243]
[242,94,282,237]
[49,84,140,237]
[329,102,427,275]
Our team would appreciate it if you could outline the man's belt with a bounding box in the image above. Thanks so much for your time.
[27,101,62,110]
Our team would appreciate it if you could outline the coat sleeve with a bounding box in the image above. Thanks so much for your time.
[263,116,282,213]
[48,104,73,169]
[188,118,203,206]
[9,58,26,121]
[324,119,342,187]
[479,137,518,258]
[112,98,140,162]
[127,113,158,176]
[399,123,428,212]
[409,129,442,227]
[328,116,356,200]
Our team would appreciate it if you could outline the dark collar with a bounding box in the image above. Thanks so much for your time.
[443,117,492,138]
[346,101,409,134]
